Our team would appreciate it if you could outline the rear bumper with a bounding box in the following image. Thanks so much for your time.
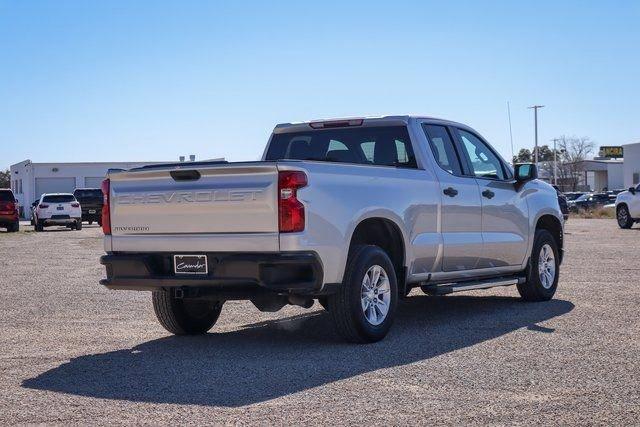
[81,210,102,221]
[100,251,326,296]
[0,216,18,225]
[41,216,81,225]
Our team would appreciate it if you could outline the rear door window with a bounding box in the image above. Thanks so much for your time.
[266,126,417,168]
[422,124,462,175]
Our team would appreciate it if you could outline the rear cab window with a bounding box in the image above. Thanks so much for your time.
[43,195,76,203]
[0,190,15,202]
[266,126,417,168]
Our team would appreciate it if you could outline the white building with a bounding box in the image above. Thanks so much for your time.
[10,160,165,218]
[622,142,640,187]
[580,159,624,192]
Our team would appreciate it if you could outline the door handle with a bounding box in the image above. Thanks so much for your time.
[443,187,458,197]
[482,189,495,199]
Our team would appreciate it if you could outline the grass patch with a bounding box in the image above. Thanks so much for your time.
[569,207,615,219]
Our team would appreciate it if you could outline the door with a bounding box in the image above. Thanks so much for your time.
[35,177,77,200]
[454,128,529,268]
[422,124,483,272]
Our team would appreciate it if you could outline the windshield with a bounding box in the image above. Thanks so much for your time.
[266,126,417,168]
[43,195,75,203]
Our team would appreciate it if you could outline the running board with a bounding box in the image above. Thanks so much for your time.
[421,276,525,295]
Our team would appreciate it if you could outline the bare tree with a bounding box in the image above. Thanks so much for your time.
[556,136,595,191]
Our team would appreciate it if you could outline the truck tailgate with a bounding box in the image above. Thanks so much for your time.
[108,163,280,252]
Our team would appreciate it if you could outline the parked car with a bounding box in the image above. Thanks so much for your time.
[0,189,19,232]
[29,200,39,225]
[564,192,585,201]
[568,193,610,212]
[99,116,564,343]
[73,188,104,225]
[33,193,82,231]
[553,186,569,221]
[606,189,625,203]
[615,184,640,229]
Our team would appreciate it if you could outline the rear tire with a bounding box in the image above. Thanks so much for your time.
[152,291,223,335]
[88,220,93,225]
[8,221,19,232]
[327,245,398,343]
[75,220,82,231]
[617,205,634,229]
[517,229,559,302]
[35,220,44,232]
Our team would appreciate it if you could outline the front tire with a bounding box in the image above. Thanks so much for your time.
[517,229,559,302]
[327,245,398,343]
[152,291,223,335]
[617,205,634,229]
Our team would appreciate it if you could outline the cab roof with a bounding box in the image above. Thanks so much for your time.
[273,115,472,134]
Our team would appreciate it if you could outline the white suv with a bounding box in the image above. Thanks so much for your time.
[615,184,640,229]
[34,193,82,232]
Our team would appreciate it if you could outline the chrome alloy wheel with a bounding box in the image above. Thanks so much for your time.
[538,244,556,289]
[618,206,629,224]
[360,265,391,326]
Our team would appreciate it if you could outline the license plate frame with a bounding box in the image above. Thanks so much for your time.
[88,209,96,214]
[173,254,208,275]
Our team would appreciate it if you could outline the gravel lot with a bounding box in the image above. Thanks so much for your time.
[0,219,638,425]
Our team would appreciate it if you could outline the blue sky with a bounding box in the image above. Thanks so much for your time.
[1,0,639,168]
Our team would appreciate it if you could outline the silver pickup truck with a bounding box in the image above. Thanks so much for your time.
[100,116,564,343]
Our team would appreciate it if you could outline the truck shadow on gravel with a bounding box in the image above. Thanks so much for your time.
[23,295,573,407]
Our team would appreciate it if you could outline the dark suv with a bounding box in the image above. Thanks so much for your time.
[0,189,19,232]
[73,188,104,225]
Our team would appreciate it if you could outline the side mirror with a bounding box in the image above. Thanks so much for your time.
[630,187,637,195]
[515,163,538,183]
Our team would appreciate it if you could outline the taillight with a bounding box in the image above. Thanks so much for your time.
[278,171,307,233]
[39,204,49,209]
[101,178,111,235]
[71,202,80,207]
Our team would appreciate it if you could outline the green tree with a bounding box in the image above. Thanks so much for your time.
[513,145,561,164]
[533,145,557,162]
[0,169,10,189]
[513,148,532,164]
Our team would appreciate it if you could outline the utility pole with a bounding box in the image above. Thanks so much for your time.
[551,138,560,186]
[528,105,544,165]
[507,102,515,164]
